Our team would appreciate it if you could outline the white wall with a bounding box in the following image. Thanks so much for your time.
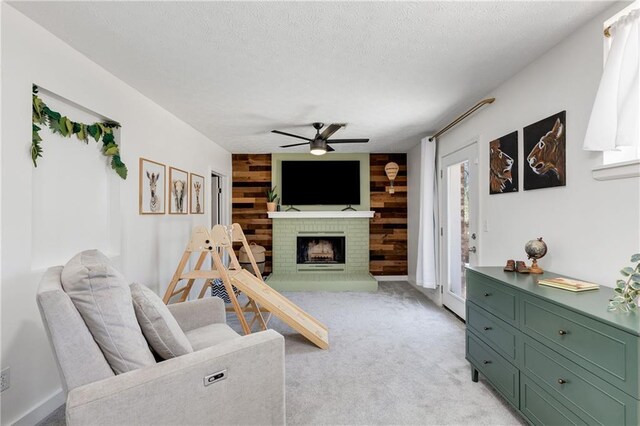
[408,2,640,292]
[31,89,122,271]
[1,5,232,424]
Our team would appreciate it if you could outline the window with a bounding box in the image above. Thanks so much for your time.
[602,2,640,166]
[585,2,639,180]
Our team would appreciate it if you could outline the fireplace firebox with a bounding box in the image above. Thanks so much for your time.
[297,235,346,265]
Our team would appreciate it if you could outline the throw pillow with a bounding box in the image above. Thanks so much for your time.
[130,283,193,359]
[61,250,156,374]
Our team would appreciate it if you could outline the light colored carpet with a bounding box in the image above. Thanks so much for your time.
[38,282,524,425]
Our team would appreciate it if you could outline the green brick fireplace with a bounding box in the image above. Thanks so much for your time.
[266,212,378,291]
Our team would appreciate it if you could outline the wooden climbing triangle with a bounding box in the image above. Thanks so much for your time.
[162,223,329,349]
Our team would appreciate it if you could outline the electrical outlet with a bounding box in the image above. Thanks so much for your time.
[1,368,9,392]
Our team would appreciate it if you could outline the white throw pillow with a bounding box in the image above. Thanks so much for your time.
[130,283,193,359]
[61,250,156,374]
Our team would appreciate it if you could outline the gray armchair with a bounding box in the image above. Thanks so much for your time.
[37,266,286,425]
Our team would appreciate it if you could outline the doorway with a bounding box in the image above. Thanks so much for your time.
[440,142,478,319]
[211,172,222,227]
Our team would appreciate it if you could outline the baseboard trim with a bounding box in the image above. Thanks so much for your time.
[373,275,409,281]
[407,280,442,306]
[13,388,64,426]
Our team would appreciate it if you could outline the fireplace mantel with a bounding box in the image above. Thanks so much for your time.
[267,211,375,219]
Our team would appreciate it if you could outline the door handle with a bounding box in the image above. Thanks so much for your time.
[469,246,477,253]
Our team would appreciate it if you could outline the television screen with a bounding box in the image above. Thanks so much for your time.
[281,161,360,206]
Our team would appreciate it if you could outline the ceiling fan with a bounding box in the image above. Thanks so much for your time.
[272,122,369,156]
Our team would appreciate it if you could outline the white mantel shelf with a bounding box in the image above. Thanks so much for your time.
[267,211,375,219]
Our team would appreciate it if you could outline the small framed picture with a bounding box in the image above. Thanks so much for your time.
[168,167,189,214]
[190,173,205,214]
[139,158,166,215]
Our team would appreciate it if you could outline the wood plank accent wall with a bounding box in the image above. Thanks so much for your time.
[232,154,273,274]
[369,154,408,276]
[232,153,408,277]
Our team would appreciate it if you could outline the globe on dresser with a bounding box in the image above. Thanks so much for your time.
[525,237,547,274]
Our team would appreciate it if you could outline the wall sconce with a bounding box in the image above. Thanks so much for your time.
[384,162,399,194]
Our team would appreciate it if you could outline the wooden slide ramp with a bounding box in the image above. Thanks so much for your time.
[164,223,329,350]
[230,269,329,350]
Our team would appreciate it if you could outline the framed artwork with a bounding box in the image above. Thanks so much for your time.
[190,173,205,214]
[168,167,189,214]
[139,158,165,214]
[524,111,566,190]
[489,131,518,194]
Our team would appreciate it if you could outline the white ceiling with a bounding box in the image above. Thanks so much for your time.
[11,1,612,154]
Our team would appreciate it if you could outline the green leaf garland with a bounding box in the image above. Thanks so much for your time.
[31,85,128,179]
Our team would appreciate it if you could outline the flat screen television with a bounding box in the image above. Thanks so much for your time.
[281,160,360,206]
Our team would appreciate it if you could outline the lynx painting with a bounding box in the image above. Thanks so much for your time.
[489,131,518,194]
[524,111,566,190]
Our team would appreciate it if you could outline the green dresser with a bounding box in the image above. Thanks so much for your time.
[466,266,640,425]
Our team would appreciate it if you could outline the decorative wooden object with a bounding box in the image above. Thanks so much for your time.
[370,154,408,276]
[529,259,543,274]
[384,162,399,194]
[163,223,329,349]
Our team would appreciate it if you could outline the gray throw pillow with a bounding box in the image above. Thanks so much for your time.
[130,283,193,359]
[61,250,156,374]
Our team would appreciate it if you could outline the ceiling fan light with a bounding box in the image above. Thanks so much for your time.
[310,139,327,156]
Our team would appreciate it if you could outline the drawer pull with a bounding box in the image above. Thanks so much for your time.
[484,292,491,297]
[482,360,492,365]
[557,379,566,385]
[558,330,567,336]
[483,326,492,331]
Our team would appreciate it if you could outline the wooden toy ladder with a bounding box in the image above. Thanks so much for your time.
[162,224,329,349]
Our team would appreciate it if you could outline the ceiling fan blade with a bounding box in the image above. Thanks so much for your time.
[326,145,336,152]
[319,124,343,140]
[326,138,369,144]
[271,130,312,142]
[280,142,310,148]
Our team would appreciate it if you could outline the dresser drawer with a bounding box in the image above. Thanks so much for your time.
[467,270,519,326]
[521,375,587,426]
[523,336,638,425]
[521,294,638,396]
[467,301,519,364]
[466,332,519,407]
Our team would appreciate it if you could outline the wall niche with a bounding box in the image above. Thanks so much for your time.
[31,87,121,270]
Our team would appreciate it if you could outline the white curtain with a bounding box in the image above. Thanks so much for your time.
[416,137,438,289]
[584,9,639,151]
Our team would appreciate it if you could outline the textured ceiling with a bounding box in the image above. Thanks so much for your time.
[11,1,612,153]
